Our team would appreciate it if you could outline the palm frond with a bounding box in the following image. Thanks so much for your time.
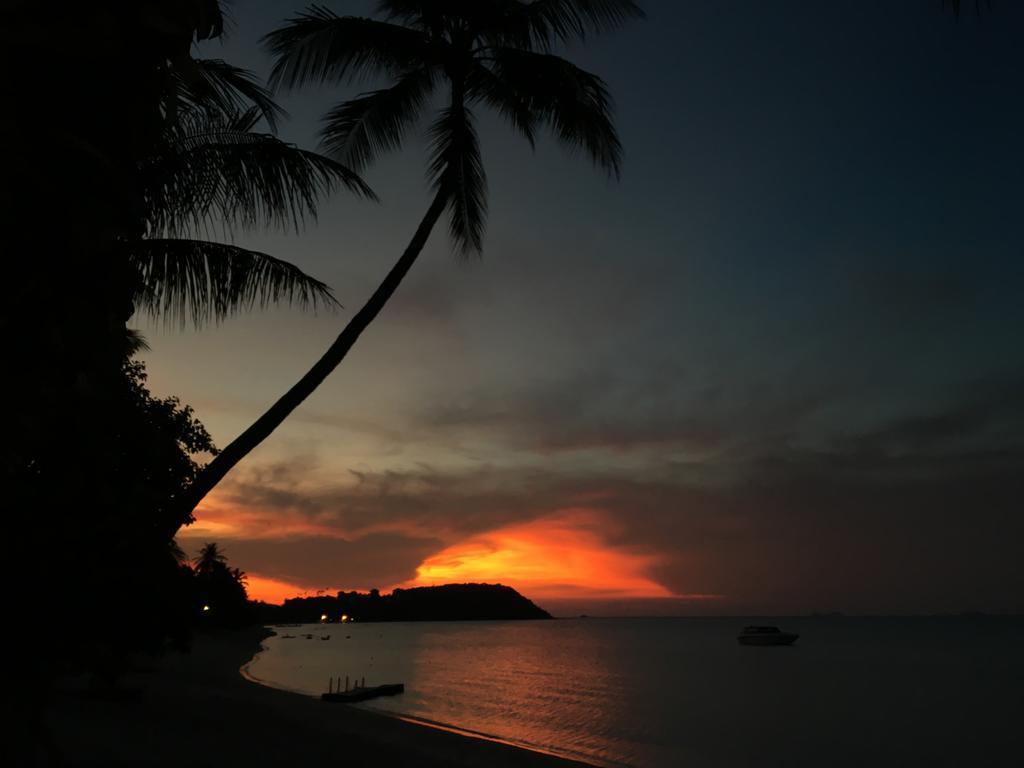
[143,110,376,238]
[169,58,285,132]
[263,7,434,90]
[188,0,226,41]
[124,328,151,357]
[226,107,264,133]
[374,0,433,23]
[428,105,487,255]
[195,542,227,570]
[375,0,492,35]
[320,66,437,170]
[129,238,339,328]
[528,0,645,41]
[486,0,644,49]
[488,48,622,177]
[467,61,537,147]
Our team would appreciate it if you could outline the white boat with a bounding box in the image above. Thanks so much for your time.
[737,625,799,646]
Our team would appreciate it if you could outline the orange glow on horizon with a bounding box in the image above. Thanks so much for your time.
[245,573,313,605]
[399,510,675,600]
[187,490,687,604]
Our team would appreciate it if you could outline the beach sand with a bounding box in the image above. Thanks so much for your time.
[46,626,593,767]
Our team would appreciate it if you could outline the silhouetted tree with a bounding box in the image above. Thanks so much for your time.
[130,93,374,332]
[180,0,644,515]
[5,1,231,476]
[39,359,221,689]
[4,21,368,765]
[5,15,228,761]
[193,543,252,626]
[4,1,371,683]
[194,542,228,574]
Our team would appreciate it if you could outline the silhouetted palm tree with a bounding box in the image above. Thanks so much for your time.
[108,51,374,332]
[194,542,228,576]
[131,101,374,328]
[180,0,643,514]
[166,57,285,132]
[231,566,249,588]
[192,542,250,621]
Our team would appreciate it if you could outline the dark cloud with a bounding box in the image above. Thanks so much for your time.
[417,368,832,458]
[206,456,562,541]
[208,533,440,592]
[195,379,1024,614]
[831,375,1024,459]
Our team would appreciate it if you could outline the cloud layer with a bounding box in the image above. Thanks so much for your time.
[162,1,1024,616]
[182,372,1024,615]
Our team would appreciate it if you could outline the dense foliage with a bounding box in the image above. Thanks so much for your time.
[35,361,220,669]
[193,542,254,628]
[3,1,363,684]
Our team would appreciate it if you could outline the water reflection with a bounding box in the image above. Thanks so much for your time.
[249,620,636,766]
[247,617,1024,768]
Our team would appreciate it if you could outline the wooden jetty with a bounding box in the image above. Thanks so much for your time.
[321,675,404,703]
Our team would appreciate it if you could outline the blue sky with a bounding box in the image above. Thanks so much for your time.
[142,1,1024,614]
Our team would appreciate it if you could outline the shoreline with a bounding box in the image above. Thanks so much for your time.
[241,626,603,767]
[48,625,597,767]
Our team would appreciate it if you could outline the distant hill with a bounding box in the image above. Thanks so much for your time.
[254,583,552,623]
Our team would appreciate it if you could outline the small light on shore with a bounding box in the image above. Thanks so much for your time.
[341,614,349,622]
[320,613,328,623]
[202,605,210,612]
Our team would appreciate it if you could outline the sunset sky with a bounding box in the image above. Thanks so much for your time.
[142,1,1024,615]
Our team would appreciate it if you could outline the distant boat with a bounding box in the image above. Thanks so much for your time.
[737,626,799,646]
[281,634,296,639]
[321,635,330,640]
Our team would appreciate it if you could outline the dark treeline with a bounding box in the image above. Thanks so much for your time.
[4,0,363,686]
[258,584,552,624]
[5,3,223,674]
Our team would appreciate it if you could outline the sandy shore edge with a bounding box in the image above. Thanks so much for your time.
[48,625,598,767]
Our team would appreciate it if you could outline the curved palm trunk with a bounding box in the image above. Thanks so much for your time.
[178,187,449,518]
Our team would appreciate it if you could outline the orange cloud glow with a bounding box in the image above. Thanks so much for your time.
[245,573,316,605]
[400,509,675,599]
[183,487,347,541]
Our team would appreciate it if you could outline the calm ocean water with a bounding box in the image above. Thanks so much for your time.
[245,617,1024,767]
